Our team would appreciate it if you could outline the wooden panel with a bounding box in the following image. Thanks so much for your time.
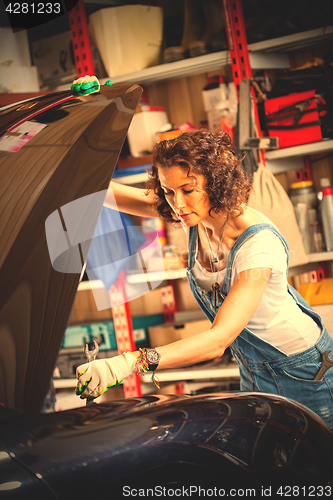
[69,288,113,325]
[166,77,195,125]
[146,81,170,115]
[310,154,333,191]
[147,73,209,128]
[187,73,209,125]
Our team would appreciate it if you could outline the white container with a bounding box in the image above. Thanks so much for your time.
[294,203,313,254]
[202,83,228,112]
[127,111,169,157]
[89,5,163,78]
[206,108,225,130]
[308,208,325,253]
[288,181,317,209]
[319,178,333,251]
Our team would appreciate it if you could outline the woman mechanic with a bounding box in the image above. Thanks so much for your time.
[76,129,333,430]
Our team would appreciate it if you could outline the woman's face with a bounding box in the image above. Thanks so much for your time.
[158,165,211,226]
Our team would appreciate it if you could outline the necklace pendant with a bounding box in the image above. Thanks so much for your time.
[212,257,218,263]
[212,282,220,312]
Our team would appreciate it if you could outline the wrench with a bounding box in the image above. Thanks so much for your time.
[313,350,333,381]
[84,340,99,405]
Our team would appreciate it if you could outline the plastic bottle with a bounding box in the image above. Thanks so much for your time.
[308,208,325,253]
[294,203,312,254]
[319,178,333,251]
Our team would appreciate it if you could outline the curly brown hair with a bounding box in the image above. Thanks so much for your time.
[146,129,252,223]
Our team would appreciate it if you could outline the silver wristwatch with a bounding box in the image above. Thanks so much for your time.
[144,348,161,371]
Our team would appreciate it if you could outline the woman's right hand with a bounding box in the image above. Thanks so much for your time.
[75,352,137,400]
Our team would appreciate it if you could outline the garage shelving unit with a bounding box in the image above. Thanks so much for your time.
[54,2,333,397]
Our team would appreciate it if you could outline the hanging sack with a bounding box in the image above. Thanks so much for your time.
[264,89,322,148]
[247,163,309,267]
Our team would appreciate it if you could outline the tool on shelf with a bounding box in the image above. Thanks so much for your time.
[238,78,278,150]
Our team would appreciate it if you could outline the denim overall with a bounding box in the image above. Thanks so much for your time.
[187,223,333,430]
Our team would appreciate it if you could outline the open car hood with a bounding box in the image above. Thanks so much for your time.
[0,84,142,414]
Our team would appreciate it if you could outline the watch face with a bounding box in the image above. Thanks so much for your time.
[147,349,161,364]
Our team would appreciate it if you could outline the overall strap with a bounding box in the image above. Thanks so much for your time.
[222,223,289,296]
[188,225,198,269]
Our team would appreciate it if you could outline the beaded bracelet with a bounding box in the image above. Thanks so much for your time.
[134,348,160,389]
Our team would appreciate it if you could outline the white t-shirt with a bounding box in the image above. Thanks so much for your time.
[191,209,321,355]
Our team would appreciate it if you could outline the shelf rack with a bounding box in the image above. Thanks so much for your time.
[111,140,333,178]
[54,363,240,389]
[58,24,333,89]
[248,25,333,52]
[308,251,333,263]
[265,140,333,160]
[99,49,289,86]
[265,140,333,174]
[78,246,333,288]
[140,364,240,384]
[61,5,333,398]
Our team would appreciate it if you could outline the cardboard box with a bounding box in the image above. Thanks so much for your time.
[148,319,211,347]
[202,84,228,112]
[174,279,201,311]
[202,80,233,131]
[69,288,113,325]
[31,31,76,88]
[0,27,32,67]
[129,288,164,317]
[63,313,164,353]
[0,28,39,92]
[70,282,165,324]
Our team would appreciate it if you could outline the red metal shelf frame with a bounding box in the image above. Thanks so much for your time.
[222,0,262,140]
[68,0,95,78]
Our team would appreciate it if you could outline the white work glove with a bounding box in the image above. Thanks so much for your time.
[76,352,137,400]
